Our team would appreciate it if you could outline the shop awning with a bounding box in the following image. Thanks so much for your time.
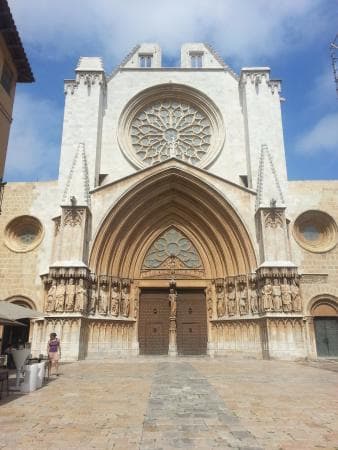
[0,301,43,321]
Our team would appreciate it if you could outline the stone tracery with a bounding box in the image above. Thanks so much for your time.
[130,100,211,166]
[142,228,202,269]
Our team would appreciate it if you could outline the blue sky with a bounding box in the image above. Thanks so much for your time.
[4,0,338,182]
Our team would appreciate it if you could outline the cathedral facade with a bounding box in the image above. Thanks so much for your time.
[1,43,338,360]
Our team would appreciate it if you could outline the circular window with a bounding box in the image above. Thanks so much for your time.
[293,210,337,253]
[130,101,212,166]
[4,215,44,253]
[118,84,225,169]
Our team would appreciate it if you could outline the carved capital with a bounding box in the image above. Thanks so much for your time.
[53,216,61,236]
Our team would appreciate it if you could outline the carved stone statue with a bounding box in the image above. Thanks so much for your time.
[249,281,258,314]
[281,278,292,312]
[227,284,236,316]
[207,287,213,319]
[239,284,248,315]
[89,283,98,314]
[110,284,120,317]
[169,288,177,318]
[74,278,87,313]
[65,278,76,311]
[121,285,130,317]
[133,282,139,320]
[55,279,66,312]
[133,295,139,320]
[46,280,56,312]
[262,278,273,311]
[216,286,226,318]
[291,280,302,312]
[272,279,282,311]
[99,284,108,314]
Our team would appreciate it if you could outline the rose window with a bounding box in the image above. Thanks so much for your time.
[130,101,211,166]
[143,228,202,268]
[4,215,44,253]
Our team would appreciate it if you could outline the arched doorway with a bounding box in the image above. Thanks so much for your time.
[90,166,257,278]
[1,297,34,356]
[89,167,257,356]
[312,299,338,357]
[137,228,208,355]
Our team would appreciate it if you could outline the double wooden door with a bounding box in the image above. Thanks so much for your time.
[138,288,207,355]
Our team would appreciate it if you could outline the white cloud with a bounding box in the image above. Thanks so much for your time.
[8,0,330,66]
[4,92,62,181]
[310,67,337,110]
[295,113,338,154]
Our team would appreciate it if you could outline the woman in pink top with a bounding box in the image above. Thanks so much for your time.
[47,332,61,376]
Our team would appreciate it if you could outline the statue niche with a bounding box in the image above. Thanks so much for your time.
[110,282,120,317]
[120,282,130,318]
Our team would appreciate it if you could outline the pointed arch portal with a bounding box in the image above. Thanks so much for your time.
[90,167,257,284]
[89,167,257,355]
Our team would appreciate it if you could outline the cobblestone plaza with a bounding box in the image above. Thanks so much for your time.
[1,356,338,449]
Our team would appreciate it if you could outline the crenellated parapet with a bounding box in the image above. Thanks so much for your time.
[64,79,79,95]
[239,67,281,95]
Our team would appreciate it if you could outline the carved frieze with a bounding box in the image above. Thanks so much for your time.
[211,270,302,321]
[43,268,302,319]
[64,80,79,95]
[63,208,84,227]
[44,277,89,314]
[77,72,105,86]
[264,210,284,228]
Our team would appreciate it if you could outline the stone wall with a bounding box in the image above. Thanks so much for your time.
[0,181,58,309]
[288,181,338,310]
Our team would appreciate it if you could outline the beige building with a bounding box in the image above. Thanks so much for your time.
[0,0,34,182]
[0,43,337,360]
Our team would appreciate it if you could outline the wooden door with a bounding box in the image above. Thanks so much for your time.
[176,289,207,355]
[139,289,170,355]
[314,318,338,357]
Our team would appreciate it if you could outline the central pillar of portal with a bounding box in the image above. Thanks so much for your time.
[168,279,178,357]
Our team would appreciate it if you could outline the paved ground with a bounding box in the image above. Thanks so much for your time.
[0,356,338,450]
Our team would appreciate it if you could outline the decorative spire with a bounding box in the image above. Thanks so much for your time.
[62,143,90,207]
[256,144,285,210]
[203,43,239,80]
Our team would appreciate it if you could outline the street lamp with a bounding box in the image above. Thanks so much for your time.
[0,178,6,214]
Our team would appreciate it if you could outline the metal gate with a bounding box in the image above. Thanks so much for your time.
[176,289,207,355]
[139,289,170,355]
[314,318,338,357]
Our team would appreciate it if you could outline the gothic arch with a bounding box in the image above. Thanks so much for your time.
[90,167,257,279]
[309,295,338,317]
[5,295,36,310]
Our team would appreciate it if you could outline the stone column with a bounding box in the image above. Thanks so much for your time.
[304,316,317,359]
[131,281,140,355]
[168,280,177,357]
